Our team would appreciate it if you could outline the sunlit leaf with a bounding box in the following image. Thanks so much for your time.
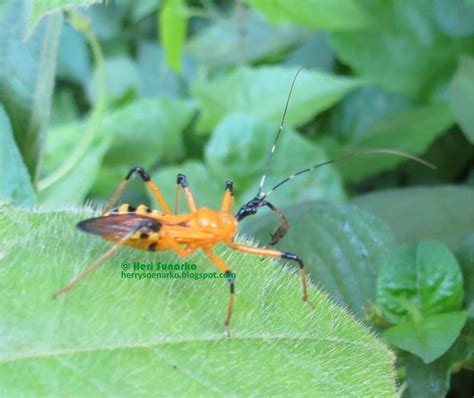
[0,204,396,396]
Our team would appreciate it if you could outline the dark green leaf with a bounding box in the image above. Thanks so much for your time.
[0,203,396,396]
[243,201,396,318]
[404,319,474,397]
[160,0,187,74]
[0,106,36,206]
[0,0,62,180]
[330,1,469,100]
[322,85,410,142]
[102,98,196,168]
[352,186,474,249]
[448,56,474,143]
[383,311,467,363]
[56,23,91,85]
[376,241,464,325]
[336,102,454,182]
[456,234,474,309]
[284,32,335,72]
[246,0,373,31]
[191,66,361,133]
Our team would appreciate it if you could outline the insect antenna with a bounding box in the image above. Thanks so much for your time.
[256,66,304,199]
[261,149,436,199]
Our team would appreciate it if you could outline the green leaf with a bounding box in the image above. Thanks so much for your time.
[159,0,187,74]
[448,56,474,143]
[102,98,196,168]
[0,204,396,396]
[433,0,474,38]
[191,66,361,133]
[336,102,454,182]
[0,106,36,207]
[56,23,91,85]
[0,0,63,180]
[136,41,184,97]
[38,122,113,206]
[205,114,345,207]
[404,319,474,397]
[383,311,468,363]
[86,56,141,106]
[30,0,102,32]
[330,1,468,100]
[150,161,223,211]
[246,0,372,31]
[243,202,396,318]
[376,241,464,325]
[456,234,474,309]
[322,85,410,142]
[352,186,474,249]
[187,12,308,66]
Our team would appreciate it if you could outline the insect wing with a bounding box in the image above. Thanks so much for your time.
[77,214,160,238]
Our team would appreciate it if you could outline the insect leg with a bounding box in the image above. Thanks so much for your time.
[262,201,289,246]
[53,220,158,298]
[175,174,197,213]
[221,180,234,212]
[203,248,235,337]
[103,166,172,215]
[227,242,310,305]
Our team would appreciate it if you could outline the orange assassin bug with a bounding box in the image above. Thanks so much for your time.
[53,68,435,336]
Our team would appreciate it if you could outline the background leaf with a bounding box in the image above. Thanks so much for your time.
[376,241,464,325]
[330,0,473,100]
[0,0,63,180]
[30,0,103,32]
[246,0,372,31]
[448,56,474,143]
[101,98,196,168]
[335,102,454,182]
[383,311,467,363]
[187,12,308,66]
[352,186,474,249]
[0,204,396,397]
[0,106,36,206]
[191,66,361,133]
[159,0,187,74]
[205,113,345,207]
[243,201,396,318]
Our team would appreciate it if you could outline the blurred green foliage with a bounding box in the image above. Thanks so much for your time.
[0,0,473,396]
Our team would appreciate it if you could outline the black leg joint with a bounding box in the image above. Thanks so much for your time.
[225,271,235,293]
[225,180,234,194]
[126,166,151,182]
[281,251,304,269]
[177,173,189,187]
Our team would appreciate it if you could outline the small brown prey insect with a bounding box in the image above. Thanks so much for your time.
[53,68,435,336]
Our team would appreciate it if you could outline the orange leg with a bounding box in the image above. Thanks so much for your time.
[175,174,197,213]
[203,248,235,337]
[53,220,159,298]
[221,180,235,212]
[227,242,311,305]
[103,167,171,215]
